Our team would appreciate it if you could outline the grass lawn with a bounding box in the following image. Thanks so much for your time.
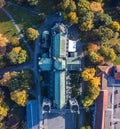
[0,9,19,40]
[5,4,42,30]
[113,56,120,65]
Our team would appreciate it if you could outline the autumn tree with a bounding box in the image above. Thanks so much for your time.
[26,28,39,41]
[90,2,103,12]
[111,21,120,31]
[10,37,19,46]
[10,90,28,107]
[82,68,96,81]
[7,47,27,64]
[89,51,100,63]
[0,0,5,8]
[89,77,100,87]
[0,102,9,121]
[87,43,98,52]
[88,86,100,100]
[0,72,11,86]
[0,34,8,47]
[0,122,7,129]
[68,12,78,24]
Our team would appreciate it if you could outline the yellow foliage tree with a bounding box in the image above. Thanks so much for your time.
[90,77,100,87]
[10,90,28,107]
[112,21,120,31]
[0,103,9,121]
[68,12,78,24]
[0,34,8,47]
[10,37,19,46]
[82,68,96,81]
[0,72,11,86]
[90,2,103,12]
[12,47,21,54]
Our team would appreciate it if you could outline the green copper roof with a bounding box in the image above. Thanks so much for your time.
[52,33,66,57]
[67,57,81,71]
[54,58,66,70]
[54,71,65,109]
[38,58,52,71]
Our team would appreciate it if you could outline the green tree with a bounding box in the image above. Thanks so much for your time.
[77,0,90,16]
[10,90,28,107]
[82,96,94,109]
[99,45,116,62]
[89,51,100,63]
[92,26,114,41]
[8,71,32,91]
[26,28,39,41]
[94,12,112,28]
[79,11,94,31]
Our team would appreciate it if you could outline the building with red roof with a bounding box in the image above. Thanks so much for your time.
[114,65,120,80]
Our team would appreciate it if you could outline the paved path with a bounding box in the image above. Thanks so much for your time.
[6,0,39,15]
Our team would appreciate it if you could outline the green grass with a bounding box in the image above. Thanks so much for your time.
[5,4,42,30]
[0,9,19,40]
[113,56,120,65]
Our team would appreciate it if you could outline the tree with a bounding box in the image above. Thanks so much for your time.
[0,0,5,8]
[7,47,27,64]
[87,43,98,52]
[89,77,100,87]
[0,122,7,129]
[87,86,100,100]
[10,90,28,107]
[89,51,100,63]
[82,96,94,109]
[0,34,8,47]
[10,37,19,46]
[26,28,39,41]
[94,12,112,28]
[0,72,11,86]
[111,21,120,31]
[99,45,116,62]
[82,68,96,81]
[90,2,103,12]
[81,126,92,129]
[8,71,32,91]
[77,0,90,16]
[68,12,78,24]
[0,89,5,104]
[79,12,94,31]
[27,0,38,6]
[92,26,114,41]
[0,103,9,121]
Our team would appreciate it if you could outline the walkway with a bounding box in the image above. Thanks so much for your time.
[6,0,39,15]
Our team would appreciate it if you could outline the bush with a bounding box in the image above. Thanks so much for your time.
[38,13,46,22]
